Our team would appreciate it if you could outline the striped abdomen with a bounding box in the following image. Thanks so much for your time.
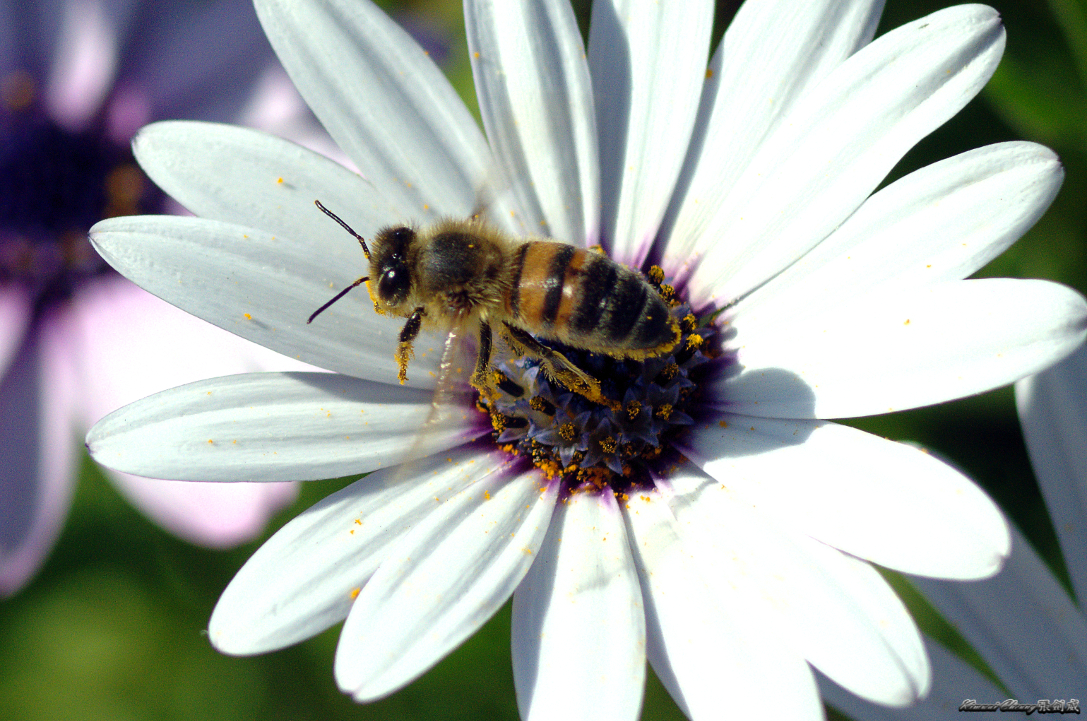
[506,241,678,357]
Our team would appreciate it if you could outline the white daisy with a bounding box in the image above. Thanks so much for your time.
[85,1,1087,719]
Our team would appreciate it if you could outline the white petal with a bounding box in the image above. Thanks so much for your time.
[255,0,491,219]
[588,0,714,266]
[713,279,1087,419]
[133,120,398,247]
[512,491,644,721]
[820,637,1004,720]
[1015,342,1087,605]
[913,526,1087,696]
[335,468,557,701]
[0,311,77,596]
[733,142,1064,328]
[662,0,884,270]
[678,415,1010,579]
[89,214,446,385]
[623,488,822,720]
[87,371,484,482]
[209,444,499,654]
[685,6,1005,308]
[663,466,929,706]
[465,0,599,246]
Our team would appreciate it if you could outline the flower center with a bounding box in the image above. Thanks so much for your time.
[477,266,715,494]
[0,70,161,306]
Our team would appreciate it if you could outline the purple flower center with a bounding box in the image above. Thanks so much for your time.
[0,70,162,307]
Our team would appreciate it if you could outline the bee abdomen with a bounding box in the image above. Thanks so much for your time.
[509,241,677,356]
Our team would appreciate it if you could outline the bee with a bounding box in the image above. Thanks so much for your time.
[308,200,681,408]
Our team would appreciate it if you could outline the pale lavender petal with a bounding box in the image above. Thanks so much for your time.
[913,527,1087,696]
[44,0,118,131]
[118,0,278,125]
[69,276,310,547]
[0,309,77,596]
[0,285,31,378]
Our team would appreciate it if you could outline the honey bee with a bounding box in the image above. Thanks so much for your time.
[308,200,681,408]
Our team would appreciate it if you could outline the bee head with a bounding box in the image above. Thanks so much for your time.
[370,226,415,309]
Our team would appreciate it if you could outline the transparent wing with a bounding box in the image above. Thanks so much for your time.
[383,321,487,488]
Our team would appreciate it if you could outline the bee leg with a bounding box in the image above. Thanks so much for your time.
[395,307,425,384]
[470,321,496,396]
[501,323,620,411]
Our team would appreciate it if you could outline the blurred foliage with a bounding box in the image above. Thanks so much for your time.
[3,0,1086,720]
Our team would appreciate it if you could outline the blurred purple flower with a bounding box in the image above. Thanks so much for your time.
[0,0,329,596]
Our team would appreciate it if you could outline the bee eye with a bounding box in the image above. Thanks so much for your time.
[378,266,410,304]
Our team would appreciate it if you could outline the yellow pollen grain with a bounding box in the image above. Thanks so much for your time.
[474,51,480,58]
[718,420,728,428]
[276,177,284,184]
[207,439,214,444]
[484,490,491,500]
[350,587,360,600]
[904,319,911,325]
[244,313,252,320]
[558,423,577,442]
[706,67,714,79]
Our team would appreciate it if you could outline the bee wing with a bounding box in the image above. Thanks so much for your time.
[383,321,484,487]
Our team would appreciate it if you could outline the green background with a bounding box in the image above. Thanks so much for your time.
[3,0,1085,719]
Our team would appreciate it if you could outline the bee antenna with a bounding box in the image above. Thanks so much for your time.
[315,199,370,259]
[307,275,369,324]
